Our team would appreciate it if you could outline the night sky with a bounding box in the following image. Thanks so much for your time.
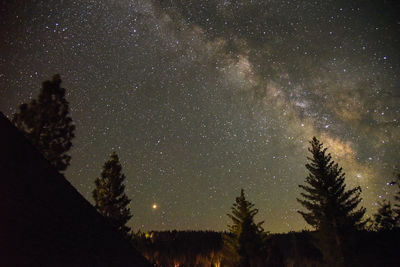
[1,0,399,233]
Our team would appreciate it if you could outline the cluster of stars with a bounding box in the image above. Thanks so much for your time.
[0,0,399,232]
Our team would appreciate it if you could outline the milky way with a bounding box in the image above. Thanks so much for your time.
[1,0,399,232]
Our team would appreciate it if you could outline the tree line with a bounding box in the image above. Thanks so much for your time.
[12,75,400,266]
[132,230,223,266]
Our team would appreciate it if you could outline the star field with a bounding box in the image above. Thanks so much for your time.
[0,0,399,233]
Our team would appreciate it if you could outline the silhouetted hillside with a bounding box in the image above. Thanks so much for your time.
[0,112,151,267]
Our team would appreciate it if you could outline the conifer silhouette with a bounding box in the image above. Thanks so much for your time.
[93,152,132,238]
[223,189,267,267]
[297,137,366,266]
[392,172,400,227]
[12,74,75,172]
[373,200,397,231]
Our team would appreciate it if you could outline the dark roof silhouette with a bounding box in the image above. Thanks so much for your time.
[0,112,151,267]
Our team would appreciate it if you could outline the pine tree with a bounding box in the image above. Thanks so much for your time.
[394,173,400,220]
[222,189,267,267]
[93,152,132,238]
[297,137,366,266]
[12,74,75,172]
[373,200,397,231]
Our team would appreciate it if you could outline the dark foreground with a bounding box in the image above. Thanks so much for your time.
[133,229,400,267]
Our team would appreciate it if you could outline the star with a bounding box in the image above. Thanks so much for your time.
[0,0,398,233]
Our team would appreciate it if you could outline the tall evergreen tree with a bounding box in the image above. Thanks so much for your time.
[373,200,397,231]
[394,172,400,221]
[222,189,267,267]
[12,74,75,172]
[297,137,366,266]
[93,152,132,238]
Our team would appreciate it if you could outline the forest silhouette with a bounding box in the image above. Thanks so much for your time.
[3,75,400,266]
